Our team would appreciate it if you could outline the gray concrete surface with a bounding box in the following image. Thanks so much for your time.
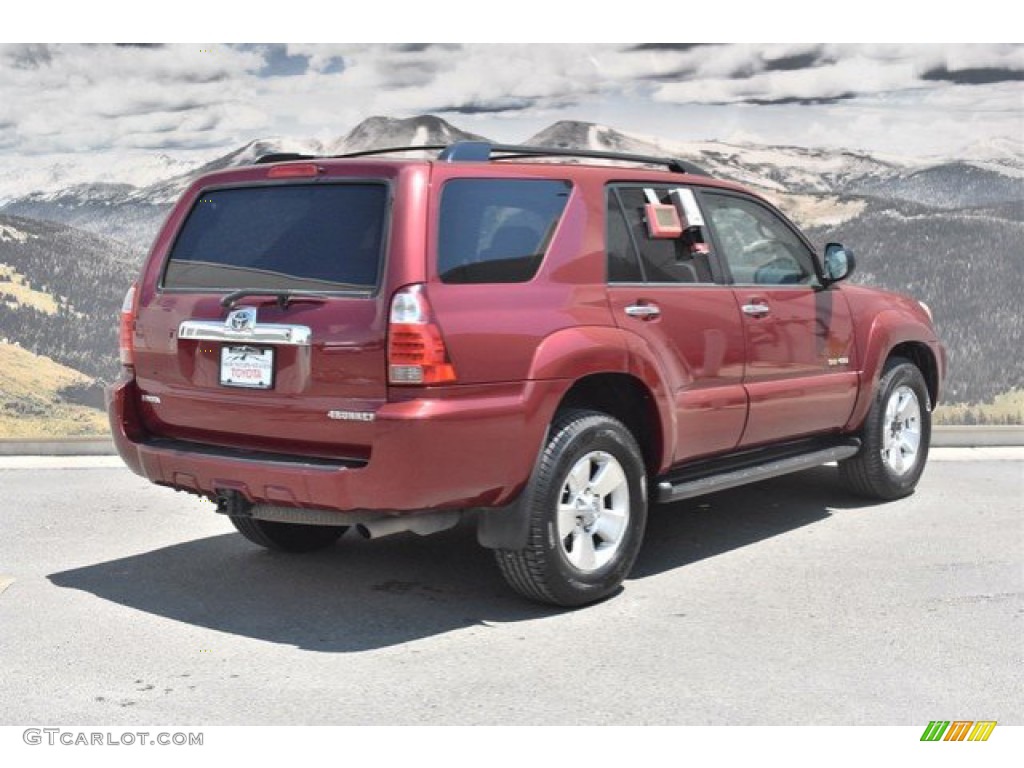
[0,437,115,456]
[0,451,1020,725]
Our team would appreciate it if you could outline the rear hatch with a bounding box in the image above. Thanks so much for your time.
[132,162,422,460]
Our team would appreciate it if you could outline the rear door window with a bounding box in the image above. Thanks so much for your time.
[608,187,716,284]
[163,183,388,292]
[437,179,571,283]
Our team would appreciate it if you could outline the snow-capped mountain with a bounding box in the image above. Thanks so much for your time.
[522,121,1024,211]
[0,115,1021,408]
[0,116,491,249]
[525,120,915,195]
[526,121,669,157]
[0,151,209,206]
[333,114,487,154]
[137,136,328,206]
[6,115,1022,248]
[959,136,1024,176]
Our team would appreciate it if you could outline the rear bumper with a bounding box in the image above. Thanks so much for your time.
[107,374,565,514]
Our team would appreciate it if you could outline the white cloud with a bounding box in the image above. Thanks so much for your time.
[0,44,266,153]
[0,43,1020,158]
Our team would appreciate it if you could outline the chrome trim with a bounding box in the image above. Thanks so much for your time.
[624,304,661,319]
[741,303,771,317]
[178,319,312,346]
[226,307,257,332]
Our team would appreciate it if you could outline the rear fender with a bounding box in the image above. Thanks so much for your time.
[529,324,676,472]
[526,325,629,380]
[477,326,676,550]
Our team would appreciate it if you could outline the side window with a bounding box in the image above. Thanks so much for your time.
[437,179,571,284]
[701,193,818,286]
[609,187,714,284]
[606,191,643,282]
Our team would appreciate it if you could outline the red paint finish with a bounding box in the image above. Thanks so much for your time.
[108,152,945,519]
[607,284,747,461]
[734,285,859,446]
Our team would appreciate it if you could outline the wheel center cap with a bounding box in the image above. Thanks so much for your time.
[574,495,599,529]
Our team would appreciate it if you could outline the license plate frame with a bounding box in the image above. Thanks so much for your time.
[220,345,275,390]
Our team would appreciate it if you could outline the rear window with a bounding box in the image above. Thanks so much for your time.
[437,179,571,284]
[163,183,388,292]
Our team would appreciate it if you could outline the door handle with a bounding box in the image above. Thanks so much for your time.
[741,303,771,318]
[625,304,661,320]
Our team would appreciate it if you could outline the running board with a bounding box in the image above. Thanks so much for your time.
[656,439,861,504]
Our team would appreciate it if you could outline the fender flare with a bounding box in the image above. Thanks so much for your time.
[527,324,678,473]
[846,310,940,431]
[477,325,678,550]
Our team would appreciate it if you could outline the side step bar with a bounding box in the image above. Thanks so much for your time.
[656,439,861,504]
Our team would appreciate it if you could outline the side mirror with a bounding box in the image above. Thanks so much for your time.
[823,243,855,283]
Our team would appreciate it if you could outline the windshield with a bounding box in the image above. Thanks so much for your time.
[163,182,388,292]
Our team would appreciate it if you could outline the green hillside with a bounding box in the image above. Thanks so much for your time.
[0,341,108,437]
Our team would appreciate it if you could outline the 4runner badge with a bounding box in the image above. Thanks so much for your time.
[327,410,375,422]
[226,308,257,333]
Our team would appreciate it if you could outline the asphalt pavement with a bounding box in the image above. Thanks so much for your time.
[0,449,1020,725]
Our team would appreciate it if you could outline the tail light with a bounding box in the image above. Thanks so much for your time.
[119,282,138,367]
[388,284,457,385]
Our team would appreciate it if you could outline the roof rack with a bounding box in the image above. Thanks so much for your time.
[255,145,447,164]
[331,144,447,159]
[440,141,710,176]
[255,141,710,176]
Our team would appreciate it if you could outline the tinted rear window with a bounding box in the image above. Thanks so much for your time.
[163,183,388,292]
[437,179,571,284]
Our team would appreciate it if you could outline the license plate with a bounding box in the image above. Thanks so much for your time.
[220,346,274,389]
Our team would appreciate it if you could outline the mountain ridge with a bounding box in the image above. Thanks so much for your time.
[0,114,1020,412]
[4,114,1019,252]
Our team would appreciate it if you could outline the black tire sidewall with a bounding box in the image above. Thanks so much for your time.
[533,414,648,605]
[866,361,932,496]
[230,516,346,553]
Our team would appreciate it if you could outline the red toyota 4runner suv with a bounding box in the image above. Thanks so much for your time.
[108,142,946,606]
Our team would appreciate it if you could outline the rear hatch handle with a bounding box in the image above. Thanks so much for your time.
[178,318,312,346]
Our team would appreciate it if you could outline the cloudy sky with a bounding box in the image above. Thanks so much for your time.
[1,43,1021,162]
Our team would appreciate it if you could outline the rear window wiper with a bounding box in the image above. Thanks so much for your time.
[221,289,333,310]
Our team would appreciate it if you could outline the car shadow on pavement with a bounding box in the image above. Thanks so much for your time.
[634,465,878,578]
[48,466,878,653]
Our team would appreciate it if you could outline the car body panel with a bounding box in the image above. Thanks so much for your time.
[109,150,945,521]
[606,284,748,462]
[733,284,859,446]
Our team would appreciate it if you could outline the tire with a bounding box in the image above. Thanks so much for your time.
[839,357,931,500]
[494,409,648,607]
[229,516,347,553]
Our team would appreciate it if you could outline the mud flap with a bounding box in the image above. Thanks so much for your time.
[475,421,552,551]
[475,493,531,550]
